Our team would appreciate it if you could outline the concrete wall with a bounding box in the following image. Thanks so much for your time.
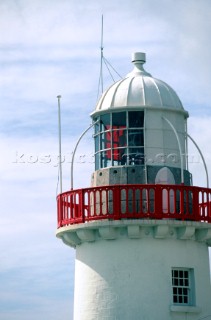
[73,236,211,320]
[91,165,191,187]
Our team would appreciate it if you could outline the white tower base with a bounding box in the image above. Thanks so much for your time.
[57,220,211,320]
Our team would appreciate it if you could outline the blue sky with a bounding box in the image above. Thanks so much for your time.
[0,0,211,319]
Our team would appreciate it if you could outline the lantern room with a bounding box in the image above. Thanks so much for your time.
[91,52,191,187]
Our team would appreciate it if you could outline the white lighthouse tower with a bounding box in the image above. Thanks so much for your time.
[56,52,211,319]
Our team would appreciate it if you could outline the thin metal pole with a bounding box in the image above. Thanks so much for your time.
[144,109,147,184]
[162,116,184,184]
[187,133,209,188]
[57,95,62,194]
[185,119,189,172]
[71,120,99,190]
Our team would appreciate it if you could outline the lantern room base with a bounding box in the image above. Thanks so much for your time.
[56,219,211,248]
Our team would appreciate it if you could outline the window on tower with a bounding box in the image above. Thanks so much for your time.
[171,268,195,306]
[93,110,145,169]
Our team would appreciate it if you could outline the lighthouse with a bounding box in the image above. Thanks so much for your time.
[56,52,211,319]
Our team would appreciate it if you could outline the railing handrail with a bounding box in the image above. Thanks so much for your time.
[57,184,211,198]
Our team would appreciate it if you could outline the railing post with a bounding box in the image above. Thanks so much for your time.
[180,186,184,219]
[113,186,121,220]
[155,185,163,219]
[192,187,199,221]
[80,189,85,223]
[209,196,211,223]
[57,194,63,228]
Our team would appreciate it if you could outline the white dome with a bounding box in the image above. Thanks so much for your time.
[93,52,184,114]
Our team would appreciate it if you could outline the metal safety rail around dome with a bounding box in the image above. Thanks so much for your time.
[57,184,211,227]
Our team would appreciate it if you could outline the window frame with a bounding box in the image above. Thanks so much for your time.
[171,268,195,307]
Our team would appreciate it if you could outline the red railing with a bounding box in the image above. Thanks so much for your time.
[57,184,211,228]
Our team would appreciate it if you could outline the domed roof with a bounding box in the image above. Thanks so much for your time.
[93,52,184,115]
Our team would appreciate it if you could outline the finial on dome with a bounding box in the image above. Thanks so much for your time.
[128,52,151,77]
[132,52,146,64]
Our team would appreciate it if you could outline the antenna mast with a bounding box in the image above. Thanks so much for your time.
[100,14,104,93]
[97,15,122,100]
[57,95,63,194]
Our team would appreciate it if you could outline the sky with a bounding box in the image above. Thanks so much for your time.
[0,0,211,319]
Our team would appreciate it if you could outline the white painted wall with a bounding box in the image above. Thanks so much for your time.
[73,236,211,320]
[145,109,186,169]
